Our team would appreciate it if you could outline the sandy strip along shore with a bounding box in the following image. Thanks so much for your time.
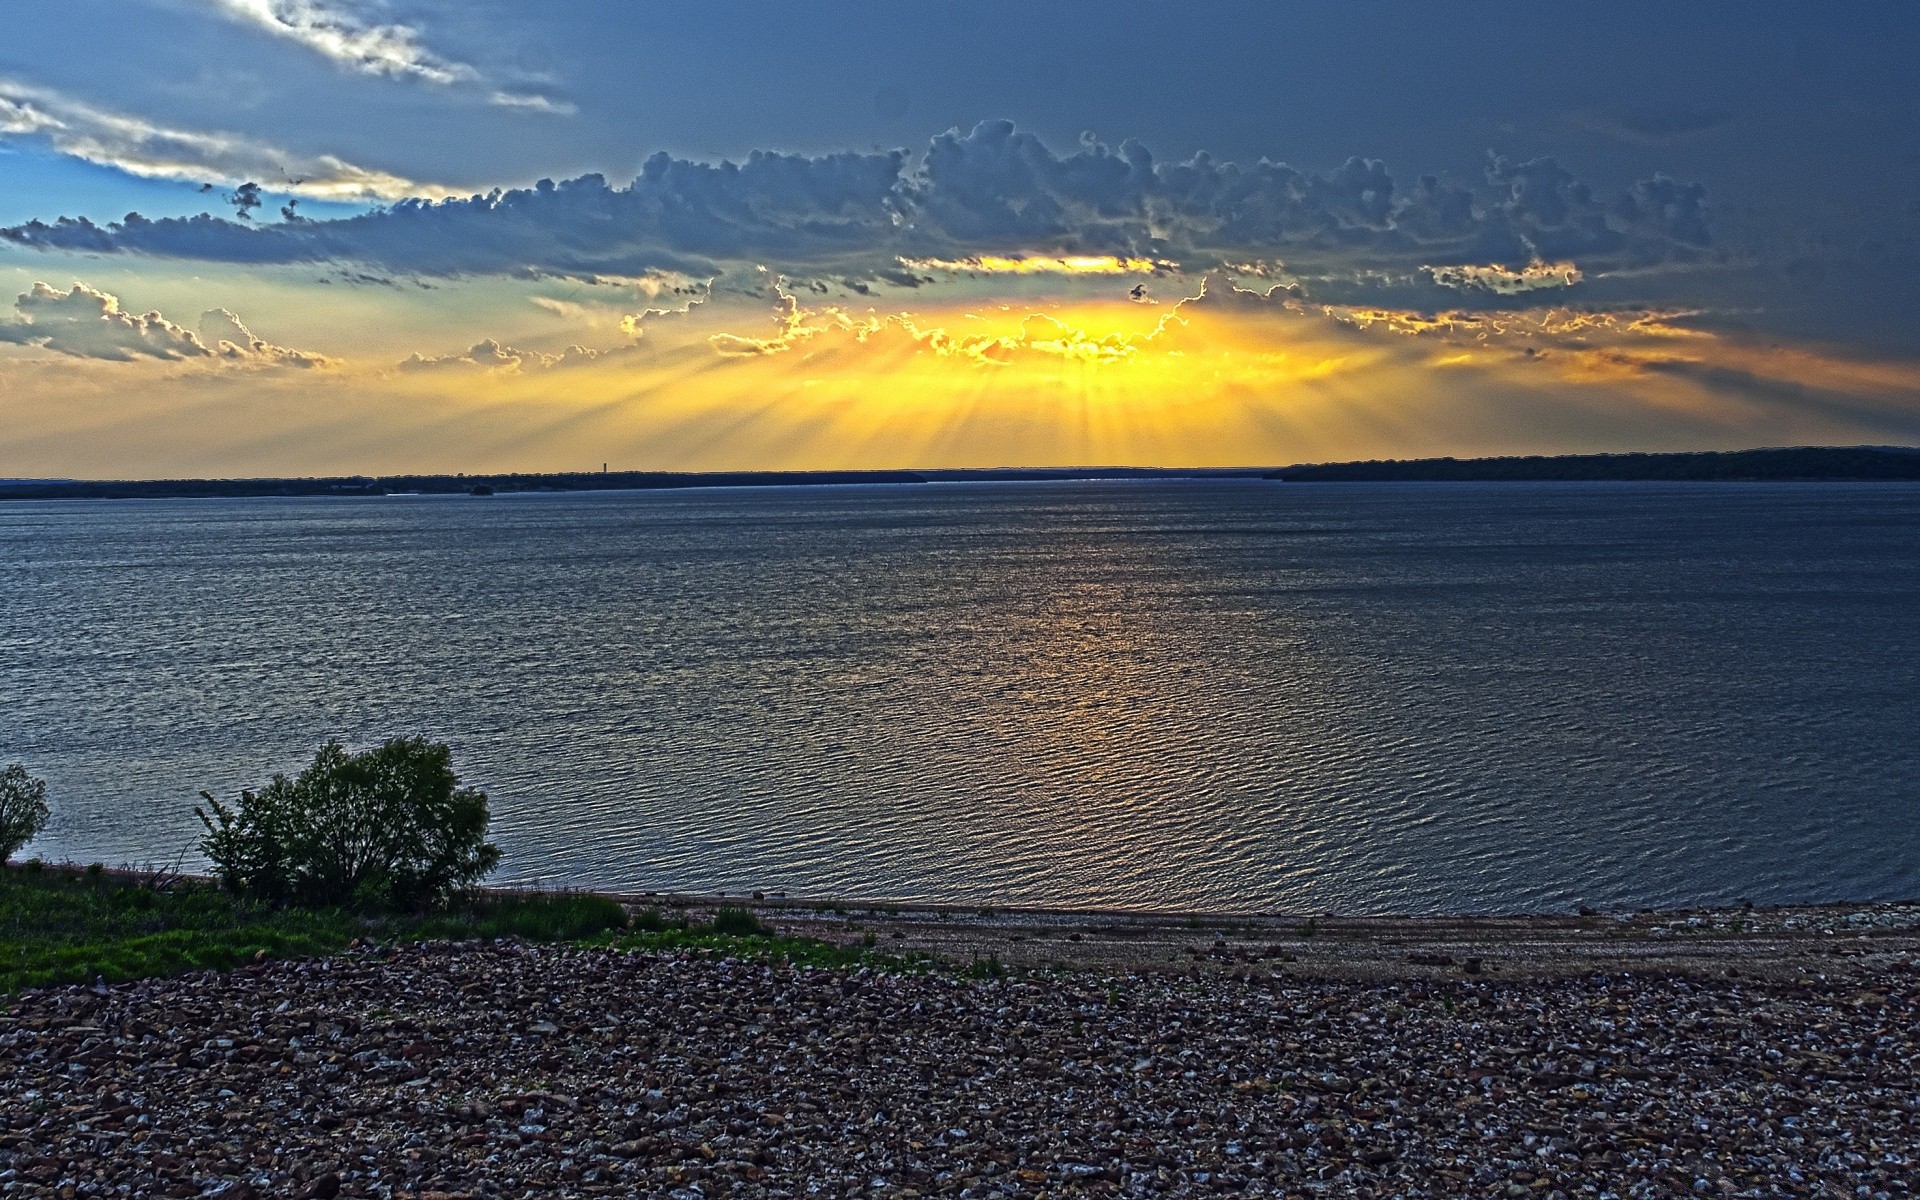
[4,902,1917,1198]
[647,895,1920,982]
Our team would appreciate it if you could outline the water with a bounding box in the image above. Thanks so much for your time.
[4,480,1918,914]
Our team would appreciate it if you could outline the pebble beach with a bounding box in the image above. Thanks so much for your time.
[5,916,1919,1199]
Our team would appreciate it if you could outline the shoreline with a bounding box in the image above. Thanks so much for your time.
[28,863,1920,983]
[622,891,1920,982]
[7,445,1919,502]
[8,868,1919,1195]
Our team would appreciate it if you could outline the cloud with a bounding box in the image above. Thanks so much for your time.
[898,254,1165,275]
[396,336,623,372]
[200,0,569,112]
[486,91,575,116]
[1,151,910,277]
[199,307,329,366]
[1425,260,1582,296]
[0,77,434,200]
[684,268,1745,381]
[0,282,211,361]
[529,295,592,321]
[0,121,1716,313]
[1573,104,1735,145]
[0,281,325,365]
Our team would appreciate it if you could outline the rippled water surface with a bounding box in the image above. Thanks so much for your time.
[4,480,1918,913]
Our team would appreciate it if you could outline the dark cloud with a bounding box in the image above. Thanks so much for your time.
[227,182,265,220]
[1614,175,1710,246]
[0,122,1710,305]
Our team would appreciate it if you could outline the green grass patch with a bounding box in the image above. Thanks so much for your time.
[1,863,950,992]
[0,864,628,994]
[415,891,632,942]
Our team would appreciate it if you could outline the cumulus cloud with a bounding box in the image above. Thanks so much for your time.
[199,307,330,366]
[396,337,624,372]
[0,77,434,201]
[0,281,325,365]
[0,282,212,361]
[0,121,1715,314]
[199,0,570,112]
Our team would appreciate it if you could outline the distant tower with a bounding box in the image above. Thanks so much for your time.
[602,462,607,474]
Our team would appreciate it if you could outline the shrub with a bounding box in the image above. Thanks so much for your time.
[708,906,771,936]
[0,765,50,862]
[196,738,500,910]
[629,905,679,933]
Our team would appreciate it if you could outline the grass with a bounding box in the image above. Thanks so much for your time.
[587,905,934,972]
[0,862,629,994]
[709,905,772,937]
[1,863,941,993]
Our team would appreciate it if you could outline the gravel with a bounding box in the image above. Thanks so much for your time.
[3,939,1917,1198]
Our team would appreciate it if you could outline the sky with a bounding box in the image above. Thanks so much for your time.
[2,1,1918,477]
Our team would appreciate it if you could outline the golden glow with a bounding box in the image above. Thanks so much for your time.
[898,255,1167,276]
[5,270,1920,478]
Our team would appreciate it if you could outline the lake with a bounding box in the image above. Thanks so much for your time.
[4,480,1917,914]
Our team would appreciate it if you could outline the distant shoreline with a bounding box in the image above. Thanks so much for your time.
[1266,444,1920,483]
[0,466,1264,502]
[4,445,1918,501]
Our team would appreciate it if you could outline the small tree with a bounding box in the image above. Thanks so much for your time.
[197,737,500,909]
[0,764,51,862]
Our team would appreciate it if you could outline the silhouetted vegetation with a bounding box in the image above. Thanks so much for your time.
[0,469,929,502]
[0,765,50,862]
[197,738,499,910]
[0,466,1288,502]
[1268,446,1920,482]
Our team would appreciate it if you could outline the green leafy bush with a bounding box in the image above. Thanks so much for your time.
[197,738,500,910]
[0,765,50,863]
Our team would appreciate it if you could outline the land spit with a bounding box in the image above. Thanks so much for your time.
[4,901,1919,1198]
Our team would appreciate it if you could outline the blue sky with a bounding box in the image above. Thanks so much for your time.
[1,2,1917,475]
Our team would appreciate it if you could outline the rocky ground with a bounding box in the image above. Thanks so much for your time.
[4,909,1919,1199]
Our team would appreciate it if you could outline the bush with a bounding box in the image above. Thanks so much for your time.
[197,738,500,910]
[708,906,772,936]
[0,765,50,863]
